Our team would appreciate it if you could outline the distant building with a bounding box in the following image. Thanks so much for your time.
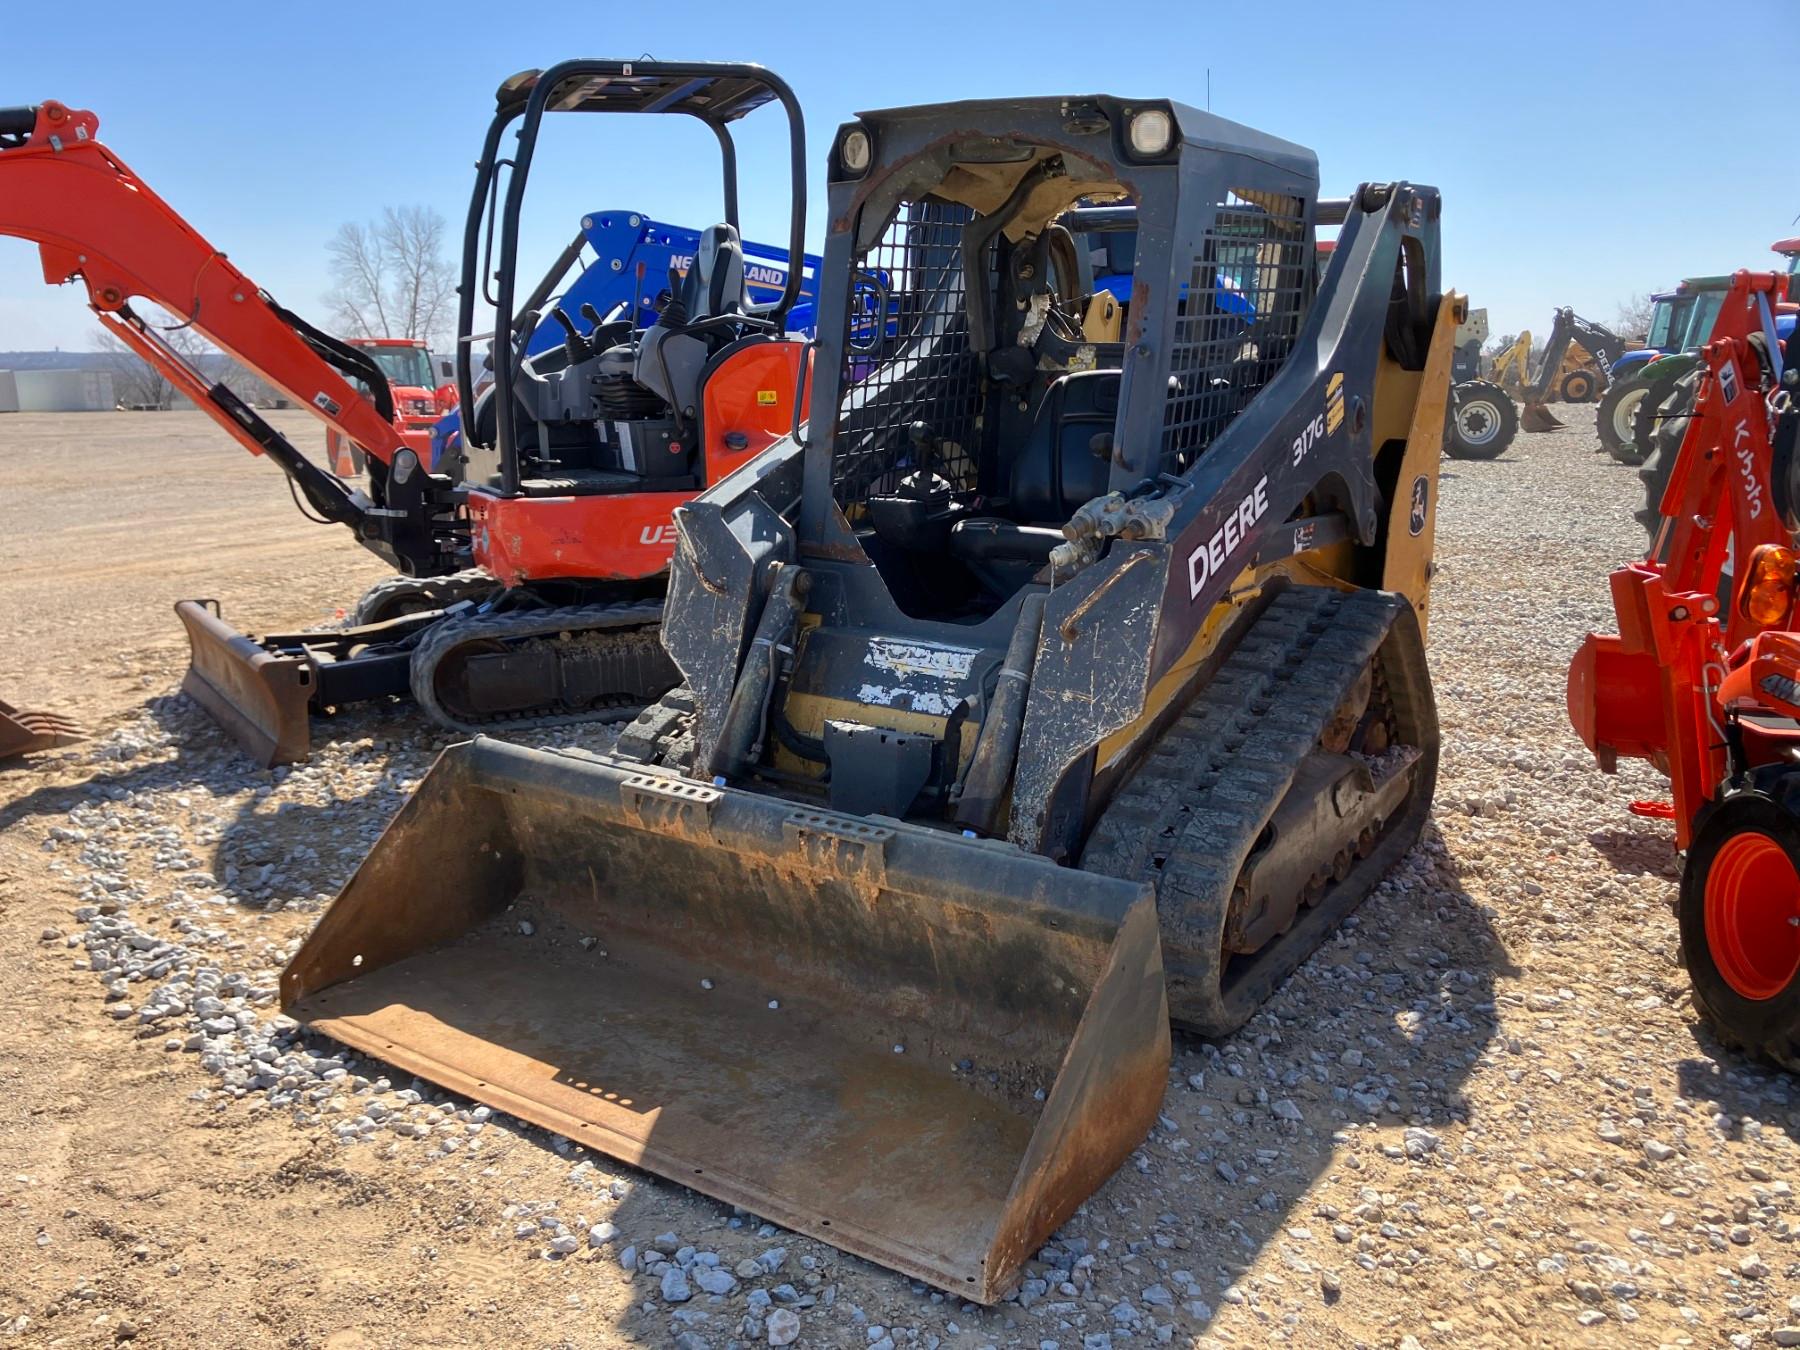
[0,369,116,412]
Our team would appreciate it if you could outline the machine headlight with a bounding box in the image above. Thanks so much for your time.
[1741,544,1799,629]
[1127,108,1173,158]
[840,127,872,175]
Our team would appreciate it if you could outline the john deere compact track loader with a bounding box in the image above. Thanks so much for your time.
[283,85,1458,1301]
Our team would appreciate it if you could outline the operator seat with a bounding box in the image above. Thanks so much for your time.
[945,369,1119,565]
[684,223,748,321]
[634,223,750,418]
[1004,369,1118,522]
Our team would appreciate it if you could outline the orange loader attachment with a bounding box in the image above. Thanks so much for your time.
[0,697,84,761]
[1567,270,1792,847]
[281,737,1169,1301]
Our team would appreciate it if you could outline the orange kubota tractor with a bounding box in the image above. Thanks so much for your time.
[326,337,455,478]
[1568,269,1800,1069]
[0,61,811,765]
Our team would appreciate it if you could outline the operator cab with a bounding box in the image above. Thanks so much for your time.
[453,62,810,507]
[830,136,1314,621]
[468,222,775,494]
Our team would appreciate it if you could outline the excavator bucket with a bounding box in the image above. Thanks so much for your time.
[174,599,314,766]
[1521,401,1566,432]
[282,737,1169,1301]
[0,698,85,761]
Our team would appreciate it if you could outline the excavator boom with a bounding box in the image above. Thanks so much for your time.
[1,104,404,462]
[0,101,464,578]
[0,99,467,760]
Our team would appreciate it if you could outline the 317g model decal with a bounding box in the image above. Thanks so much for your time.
[1290,371,1345,467]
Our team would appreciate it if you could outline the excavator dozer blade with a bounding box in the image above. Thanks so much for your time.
[0,698,85,761]
[1521,401,1566,432]
[282,737,1169,1302]
[175,599,314,767]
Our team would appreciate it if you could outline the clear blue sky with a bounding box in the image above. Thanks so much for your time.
[3,0,1795,351]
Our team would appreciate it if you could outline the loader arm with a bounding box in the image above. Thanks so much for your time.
[0,101,462,574]
[1564,313,1628,375]
[1567,271,1791,845]
[1525,310,1626,400]
[1523,309,1576,400]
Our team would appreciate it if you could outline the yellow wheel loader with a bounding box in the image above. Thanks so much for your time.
[282,67,1459,1303]
[1491,308,1627,431]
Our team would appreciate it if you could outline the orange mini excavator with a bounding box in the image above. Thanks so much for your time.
[0,60,812,764]
[1568,269,1800,1070]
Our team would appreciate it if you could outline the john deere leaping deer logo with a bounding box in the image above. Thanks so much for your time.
[1409,475,1429,536]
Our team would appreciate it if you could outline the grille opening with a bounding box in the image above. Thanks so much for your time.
[832,200,984,514]
[1160,189,1310,472]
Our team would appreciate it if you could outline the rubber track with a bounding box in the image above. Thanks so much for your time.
[614,687,698,766]
[1082,585,1424,1035]
[351,568,499,626]
[409,600,669,736]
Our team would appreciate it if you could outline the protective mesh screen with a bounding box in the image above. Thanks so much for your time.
[1161,190,1309,468]
[831,201,982,511]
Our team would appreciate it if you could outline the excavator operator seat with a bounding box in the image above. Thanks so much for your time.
[633,224,752,421]
[684,223,748,322]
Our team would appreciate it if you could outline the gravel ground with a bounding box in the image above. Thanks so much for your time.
[1,410,1797,1348]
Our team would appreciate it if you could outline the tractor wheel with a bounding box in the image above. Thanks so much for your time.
[1678,785,1800,1072]
[1443,379,1518,460]
[1597,376,1652,464]
[1558,368,1600,404]
[1634,370,1701,544]
[1631,362,1698,465]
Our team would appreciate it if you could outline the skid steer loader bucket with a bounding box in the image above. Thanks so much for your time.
[0,697,85,761]
[175,599,313,766]
[283,737,1169,1300]
[1521,401,1566,432]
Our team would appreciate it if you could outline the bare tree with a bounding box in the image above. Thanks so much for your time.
[1614,293,1655,343]
[91,320,213,410]
[326,206,455,345]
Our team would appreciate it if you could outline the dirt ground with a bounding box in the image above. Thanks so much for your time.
[0,411,1796,1350]
[0,411,391,724]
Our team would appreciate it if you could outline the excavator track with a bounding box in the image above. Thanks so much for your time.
[351,568,500,626]
[409,601,677,735]
[1083,585,1438,1036]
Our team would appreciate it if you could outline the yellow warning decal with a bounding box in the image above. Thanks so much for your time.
[1325,370,1345,434]
[756,389,779,406]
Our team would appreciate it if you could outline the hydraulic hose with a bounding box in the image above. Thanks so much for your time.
[708,566,812,781]
[954,592,1048,834]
